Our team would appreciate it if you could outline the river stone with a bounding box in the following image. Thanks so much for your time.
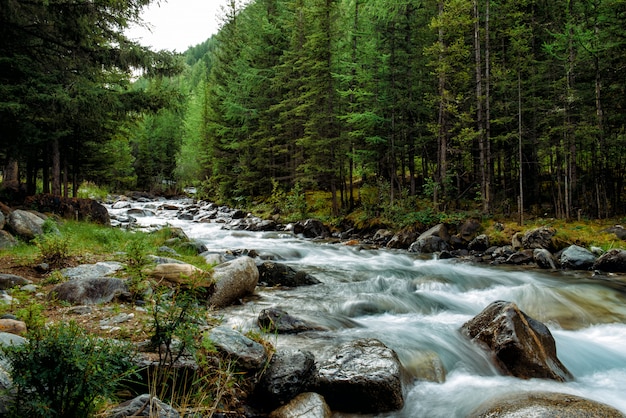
[560,245,596,270]
[0,231,17,249]
[316,338,404,413]
[468,234,490,252]
[460,301,573,382]
[458,218,482,242]
[408,224,450,253]
[504,249,534,265]
[0,274,31,290]
[269,392,331,418]
[603,225,626,241]
[258,307,326,334]
[111,200,131,209]
[126,208,154,217]
[49,277,129,305]
[0,319,26,336]
[6,209,44,241]
[61,261,124,280]
[207,256,259,308]
[468,391,626,418]
[254,349,317,409]
[205,325,267,370]
[405,351,446,383]
[592,249,626,273]
[293,219,330,239]
[534,248,557,270]
[105,394,180,418]
[257,261,320,287]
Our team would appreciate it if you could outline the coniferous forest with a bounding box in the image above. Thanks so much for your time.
[2,0,626,222]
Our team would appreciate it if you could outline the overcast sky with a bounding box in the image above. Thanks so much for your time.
[125,0,230,52]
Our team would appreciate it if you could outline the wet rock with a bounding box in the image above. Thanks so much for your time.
[6,209,44,241]
[457,218,482,243]
[560,245,596,270]
[106,394,180,418]
[254,349,317,409]
[0,230,17,249]
[296,219,330,239]
[386,229,418,249]
[372,229,394,245]
[269,392,331,418]
[127,208,155,217]
[316,338,404,413]
[0,274,31,290]
[408,224,450,254]
[257,261,321,287]
[205,326,267,370]
[468,391,626,418]
[201,252,226,266]
[258,307,326,334]
[460,300,573,381]
[111,201,131,209]
[208,256,259,308]
[534,248,557,270]
[404,351,446,383]
[592,249,626,273]
[505,249,534,265]
[49,277,129,305]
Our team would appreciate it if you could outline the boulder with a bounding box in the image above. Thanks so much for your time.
[207,256,259,308]
[457,218,482,243]
[468,234,490,252]
[505,249,534,265]
[408,224,450,254]
[49,277,129,305]
[603,225,626,241]
[593,249,626,273]
[0,319,26,336]
[254,349,317,409]
[258,307,326,334]
[521,226,557,251]
[111,201,131,209]
[0,231,17,249]
[0,274,31,290]
[23,194,110,225]
[296,219,330,239]
[404,351,446,383]
[468,391,626,418]
[460,301,573,381]
[61,261,124,280]
[205,325,267,370]
[105,394,180,418]
[126,208,154,217]
[257,261,320,287]
[316,338,404,413]
[386,229,418,249]
[146,263,213,287]
[372,229,394,245]
[269,392,331,418]
[560,245,596,270]
[6,209,44,241]
[533,248,557,270]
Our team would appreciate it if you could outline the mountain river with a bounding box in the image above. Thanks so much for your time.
[107,200,626,417]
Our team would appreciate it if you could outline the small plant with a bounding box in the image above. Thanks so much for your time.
[1,322,138,418]
[35,232,70,268]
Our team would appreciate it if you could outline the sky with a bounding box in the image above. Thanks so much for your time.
[125,0,230,52]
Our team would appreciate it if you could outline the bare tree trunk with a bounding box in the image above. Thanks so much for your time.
[2,158,20,191]
[473,0,487,214]
[517,72,524,226]
[435,0,447,210]
[484,0,491,213]
[51,138,61,196]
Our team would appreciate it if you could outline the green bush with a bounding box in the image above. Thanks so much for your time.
[35,232,70,268]
[1,322,138,418]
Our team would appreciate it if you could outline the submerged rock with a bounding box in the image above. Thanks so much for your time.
[257,261,321,287]
[258,307,326,334]
[269,392,331,418]
[460,300,573,382]
[468,391,626,418]
[205,325,267,370]
[207,256,259,308]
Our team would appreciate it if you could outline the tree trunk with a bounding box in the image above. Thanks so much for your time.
[51,137,62,196]
[2,158,20,191]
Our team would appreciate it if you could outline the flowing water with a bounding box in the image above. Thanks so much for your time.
[108,200,626,417]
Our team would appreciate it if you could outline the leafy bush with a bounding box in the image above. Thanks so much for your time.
[35,232,70,268]
[1,322,138,418]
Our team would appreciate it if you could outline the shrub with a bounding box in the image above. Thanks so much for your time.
[35,232,70,268]
[1,322,138,418]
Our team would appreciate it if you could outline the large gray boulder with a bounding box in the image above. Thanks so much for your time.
[49,277,129,305]
[534,248,558,270]
[0,231,17,250]
[61,261,124,280]
[386,229,418,249]
[269,392,331,418]
[593,249,626,273]
[468,391,626,418]
[205,326,267,370]
[408,224,450,254]
[6,209,44,241]
[106,394,180,418]
[460,301,573,382]
[560,245,596,270]
[316,339,404,413]
[257,261,320,287]
[254,349,317,410]
[521,226,557,250]
[207,256,259,308]
[0,274,31,290]
[258,307,325,334]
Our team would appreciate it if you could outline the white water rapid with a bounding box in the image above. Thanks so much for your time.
[108,199,626,417]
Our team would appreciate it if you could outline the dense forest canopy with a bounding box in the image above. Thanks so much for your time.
[2,0,626,221]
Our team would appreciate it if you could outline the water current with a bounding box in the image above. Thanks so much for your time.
[107,200,626,417]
